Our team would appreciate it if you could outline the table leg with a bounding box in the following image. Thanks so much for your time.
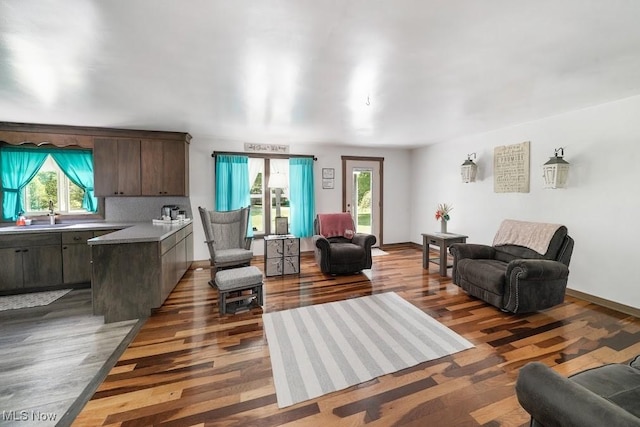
[422,235,428,269]
[439,244,447,276]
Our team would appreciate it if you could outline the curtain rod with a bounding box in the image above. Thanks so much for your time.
[211,150,317,161]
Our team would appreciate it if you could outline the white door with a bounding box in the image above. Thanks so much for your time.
[344,159,382,246]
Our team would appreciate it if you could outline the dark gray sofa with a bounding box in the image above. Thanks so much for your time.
[516,360,640,427]
[449,221,574,313]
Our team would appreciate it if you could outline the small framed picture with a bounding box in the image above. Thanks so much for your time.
[322,179,334,189]
[275,217,289,235]
[322,168,335,179]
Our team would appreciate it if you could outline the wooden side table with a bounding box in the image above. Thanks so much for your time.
[422,232,468,276]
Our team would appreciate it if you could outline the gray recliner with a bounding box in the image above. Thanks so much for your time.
[312,212,376,275]
[449,219,574,313]
[198,206,253,285]
[516,359,640,427]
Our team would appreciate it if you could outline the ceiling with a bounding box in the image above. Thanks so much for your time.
[2,1,640,148]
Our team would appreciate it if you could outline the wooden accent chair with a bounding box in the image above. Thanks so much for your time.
[449,219,574,313]
[198,206,253,285]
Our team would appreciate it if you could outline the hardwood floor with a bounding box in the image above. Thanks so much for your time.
[73,245,640,426]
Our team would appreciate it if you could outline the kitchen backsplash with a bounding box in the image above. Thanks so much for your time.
[105,197,193,222]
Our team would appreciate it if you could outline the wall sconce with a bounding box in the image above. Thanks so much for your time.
[542,148,570,189]
[461,153,478,183]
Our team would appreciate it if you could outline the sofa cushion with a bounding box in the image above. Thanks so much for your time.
[570,363,640,418]
[457,259,508,295]
[328,243,365,265]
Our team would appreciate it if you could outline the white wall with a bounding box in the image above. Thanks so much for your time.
[189,139,412,261]
[410,94,640,309]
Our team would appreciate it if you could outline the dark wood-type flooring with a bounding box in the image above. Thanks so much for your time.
[72,245,640,426]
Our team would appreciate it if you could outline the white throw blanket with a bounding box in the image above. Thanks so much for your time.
[492,219,562,255]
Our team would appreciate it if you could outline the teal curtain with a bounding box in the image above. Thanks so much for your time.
[51,150,98,212]
[289,157,315,237]
[215,154,250,211]
[0,146,48,220]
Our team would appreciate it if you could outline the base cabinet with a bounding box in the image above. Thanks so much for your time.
[24,245,63,288]
[92,223,193,323]
[0,228,123,294]
[0,234,62,291]
[61,231,95,284]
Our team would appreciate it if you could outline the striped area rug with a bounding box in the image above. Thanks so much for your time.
[263,292,474,408]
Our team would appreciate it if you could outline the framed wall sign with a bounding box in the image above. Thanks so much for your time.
[322,179,335,189]
[494,141,530,193]
[322,168,335,179]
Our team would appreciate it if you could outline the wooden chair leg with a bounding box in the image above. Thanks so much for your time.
[219,291,226,315]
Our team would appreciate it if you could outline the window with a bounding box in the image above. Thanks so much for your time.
[248,157,289,235]
[23,155,91,215]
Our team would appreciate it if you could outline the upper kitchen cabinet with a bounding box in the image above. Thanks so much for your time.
[0,122,191,199]
[141,139,189,196]
[94,138,142,196]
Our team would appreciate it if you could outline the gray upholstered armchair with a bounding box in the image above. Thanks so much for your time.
[198,206,253,285]
[312,212,376,274]
[449,219,574,313]
[516,359,640,427]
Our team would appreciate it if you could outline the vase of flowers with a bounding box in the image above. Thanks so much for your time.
[435,203,453,233]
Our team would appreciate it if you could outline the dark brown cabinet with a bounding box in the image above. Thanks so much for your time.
[92,222,194,323]
[0,122,191,200]
[93,138,142,196]
[141,139,189,196]
[61,231,94,284]
[0,247,25,290]
[23,245,63,288]
[0,233,62,291]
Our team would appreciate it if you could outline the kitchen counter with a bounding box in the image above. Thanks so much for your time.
[0,222,132,234]
[87,219,193,245]
[0,219,193,245]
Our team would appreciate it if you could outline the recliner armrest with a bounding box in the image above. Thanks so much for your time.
[352,233,376,248]
[313,235,331,251]
[516,362,640,427]
[449,243,496,260]
[506,259,569,281]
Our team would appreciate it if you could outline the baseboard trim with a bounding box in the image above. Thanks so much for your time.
[566,288,640,318]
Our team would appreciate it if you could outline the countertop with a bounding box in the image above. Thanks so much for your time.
[88,219,192,245]
[0,219,193,245]
[0,221,132,234]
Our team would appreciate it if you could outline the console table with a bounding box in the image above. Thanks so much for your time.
[422,232,468,276]
[264,235,300,277]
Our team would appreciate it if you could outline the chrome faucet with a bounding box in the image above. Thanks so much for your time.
[48,200,54,216]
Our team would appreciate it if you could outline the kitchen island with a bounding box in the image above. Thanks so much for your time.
[88,220,193,323]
